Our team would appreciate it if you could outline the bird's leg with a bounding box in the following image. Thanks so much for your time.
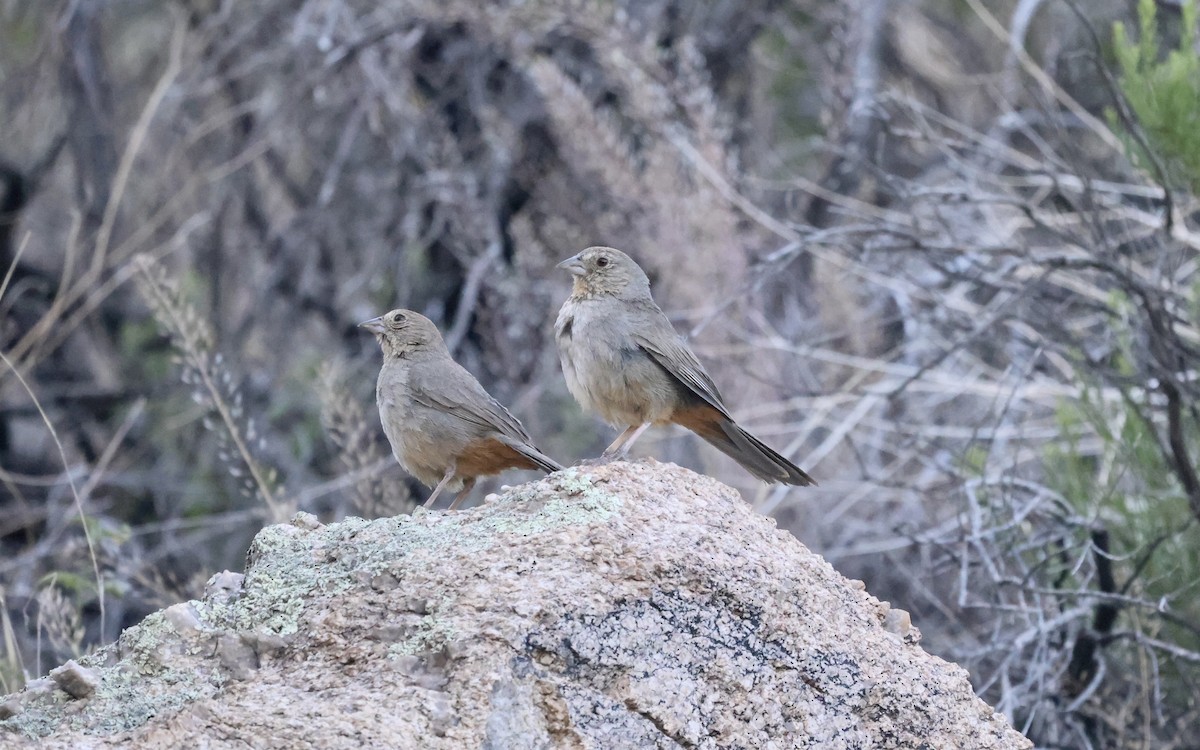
[581,422,652,466]
[606,422,651,457]
[423,466,458,508]
[446,478,477,511]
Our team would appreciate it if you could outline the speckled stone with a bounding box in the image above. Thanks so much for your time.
[0,461,1030,750]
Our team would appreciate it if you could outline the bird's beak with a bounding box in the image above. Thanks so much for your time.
[359,316,387,335]
[556,254,587,277]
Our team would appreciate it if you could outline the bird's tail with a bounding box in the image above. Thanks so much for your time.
[679,409,816,486]
[499,435,564,475]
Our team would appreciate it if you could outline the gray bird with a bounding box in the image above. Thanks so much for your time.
[554,247,815,486]
[361,309,562,510]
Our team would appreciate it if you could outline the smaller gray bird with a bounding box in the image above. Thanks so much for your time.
[555,247,815,486]
[361,309,562,510]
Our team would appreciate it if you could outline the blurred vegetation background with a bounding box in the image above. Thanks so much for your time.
[2,0,1199,746]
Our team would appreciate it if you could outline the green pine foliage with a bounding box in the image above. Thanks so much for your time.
[1046,332,1200,664]
[1112,0,1200,192]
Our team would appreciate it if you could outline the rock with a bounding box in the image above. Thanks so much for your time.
[0,700,19,721]
[48,661,100,700]
[0,461,1031,749]
[162,603,203,635]
[202,571,244,605]
[290,511,322,531]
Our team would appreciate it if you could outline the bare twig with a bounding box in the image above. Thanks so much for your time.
[0,350,105,643]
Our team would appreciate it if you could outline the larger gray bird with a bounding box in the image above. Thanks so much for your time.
[362,309,562,509]
[554,247,815,486]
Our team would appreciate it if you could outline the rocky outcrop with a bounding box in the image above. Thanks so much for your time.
[0,461,1030,749]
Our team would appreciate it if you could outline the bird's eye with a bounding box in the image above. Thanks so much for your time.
[596,256,609,268]
[391,313,406,325]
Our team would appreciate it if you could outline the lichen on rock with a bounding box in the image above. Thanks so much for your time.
[0,461,1031,749]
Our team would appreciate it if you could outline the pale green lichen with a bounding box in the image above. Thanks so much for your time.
[120,612,177,676]
[1,612,219,739]
[387,616,457,658]
[0,471,623,740]
[218,472,622,638]
[483,493,622,536]
[196,597,232,629]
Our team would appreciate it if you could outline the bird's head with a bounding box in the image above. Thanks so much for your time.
[556,246,651,299]
[359,309,444,358]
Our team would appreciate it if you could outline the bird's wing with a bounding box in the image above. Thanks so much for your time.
[409,360,535,443]
[631,315,731,418]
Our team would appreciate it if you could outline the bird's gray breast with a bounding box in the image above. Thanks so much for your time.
[555,298,674,425]
[376,361,430,478]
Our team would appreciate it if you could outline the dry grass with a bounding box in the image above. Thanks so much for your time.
[132,255,288,521]
[317,360,412,518]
